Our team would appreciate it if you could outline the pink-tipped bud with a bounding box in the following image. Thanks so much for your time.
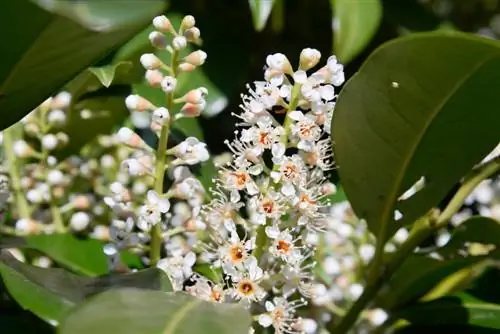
[117,127,146,149]
[299,48,321,70]
[160,76,177,93]
[184,50,207,66]
[321,182,337,196]
[175,87,208,104]
[145,70,164,88]
[125,94,154,112]
[180,101,206,118]
[50,91,72,109]
[72,195,92,210]
[172,36,187,51]
[181,15,196,30]
[153,15,172,33]
[177,62,197,72]
[140,53,162,70]
[148,31,167,49]
[184,27,201,42]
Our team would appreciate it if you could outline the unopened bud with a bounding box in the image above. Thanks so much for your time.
[153,15,172,33]
[50,91,72,109]
[140,53,162,70]
[47,109,67,126]
[181,15,196,30]
[70,212,91,231]
[180,101,206,118]
[72,195,92,210]
[125,94,155,112]
[42,134,58,150]
[175,87,208,104]
[160,76,177,93]
[24,123,39,137]
[172,36,187,51]
[184,27,201,42]
[27,188,43,203]
[184,50,207,66]
[299,48,321,70]
[56,132,69,147]
[177,62,197,72]
[15,218,41,235]
[148,31,167,49]
[117,127,147,149]
[47,170,65,185]
[145,70,164,88]
[13,141,33,158]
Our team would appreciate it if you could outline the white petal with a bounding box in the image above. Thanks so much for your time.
[258,314,273,327]
[288,110,304,121]
[265,225,280,239]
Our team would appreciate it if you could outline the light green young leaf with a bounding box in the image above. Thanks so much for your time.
[333,33,500,243]
[248,0,276,31]
[0,0,164,131]
[59,289,252,334]
[88,61,133,88]
[332,0,382,64]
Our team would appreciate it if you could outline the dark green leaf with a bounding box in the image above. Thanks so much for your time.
[0,0,164,130]
[248,0,276,31]
[377,254,486,310]
[0,250,172,322]
[59,289,251,334]
[332,0,382,64]
[395,293,500,329]
[333,33,500,242]
[89,61,133,88]
[26,234,109,276]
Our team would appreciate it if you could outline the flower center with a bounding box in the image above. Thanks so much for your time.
[262,199,275,214]
[238,280,255,296]
[229,244,245,262]
[277,240,291,254]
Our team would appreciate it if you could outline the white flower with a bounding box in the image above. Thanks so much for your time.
[171,137,210,165]
[70,212,91,231]
[157,251,196,288]
[137,190,170,231]
[161,76,177,93]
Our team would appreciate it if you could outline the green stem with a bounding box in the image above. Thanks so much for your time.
[329,156,500,333]
[253,83,302,262]
[149,50,178,267]
[3,127,30,219]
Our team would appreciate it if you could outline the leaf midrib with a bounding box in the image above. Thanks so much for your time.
[377,51,500,243]
[162,296,202,334]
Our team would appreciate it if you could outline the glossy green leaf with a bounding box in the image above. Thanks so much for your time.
[88,61,133,88]
[377,254,486,310]
[333,33,500,243]
[0,250,172,322]
[0,250,87,322]
[0,0,164,131]
[26,234,109,276]
[248,0,276,31]
[395,293,500,329]
[332,0,382,63]
[59,289,252,334]
[440,217,500,257]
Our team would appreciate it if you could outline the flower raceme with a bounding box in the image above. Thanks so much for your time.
[102,13,391,334]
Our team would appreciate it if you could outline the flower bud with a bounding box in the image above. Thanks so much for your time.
[152,15,172,33]
[172,36,187,51]
[70,211,91,231]
[27,188,43,203]
[24,123,39,137]
[145,69,164,88]
[56,132,69,147]
[47,156,58,166]
[15,218,41,235]
[175,87,208,104]
[152,107,170,127]
[299,48,321,70]
[180,101,206,118]
[91,225,109,241]
[148,31,167,49]
[125,94,155,112]
[33,256,52,268]
[160,76,177,93]
[100,154,115,169]
[72,195,92,210]
[177,62,197,72]
[181,15,196,30]
[47,169,65,185]
[117,127,147,149]
[266,53,293,74]
[13,140,33,158]
[42,134,58,150]
[50,91,72,109]
[184,27,201,42]
[140,53,162,70]
[184,50,207,66]
[47,109,67,126]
